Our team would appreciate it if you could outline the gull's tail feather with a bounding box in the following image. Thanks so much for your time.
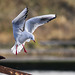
[11,43,25,54]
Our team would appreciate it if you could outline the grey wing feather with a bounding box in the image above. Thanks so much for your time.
[25,14,56,33]
[12,8,28,40]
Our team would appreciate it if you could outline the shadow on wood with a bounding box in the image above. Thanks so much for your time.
[0,65,31,75]
[0,56,31,75]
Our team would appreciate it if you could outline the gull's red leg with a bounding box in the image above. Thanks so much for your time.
[22,44,27,53]
[16,45,18,55]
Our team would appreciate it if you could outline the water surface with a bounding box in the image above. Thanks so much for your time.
[24,71,75,75]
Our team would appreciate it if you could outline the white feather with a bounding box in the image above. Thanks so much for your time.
[11,43,25,54]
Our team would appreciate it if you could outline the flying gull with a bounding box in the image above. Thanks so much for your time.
[11,7,56,55]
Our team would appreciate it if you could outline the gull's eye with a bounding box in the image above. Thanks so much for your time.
[29,36,32,40]
[31,37,33,40]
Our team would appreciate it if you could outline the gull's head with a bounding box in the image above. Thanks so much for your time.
[29,34,36,43]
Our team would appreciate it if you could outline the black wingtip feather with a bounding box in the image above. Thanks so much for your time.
[40,17,49,21]
[47,14,57,23]
[25,7,29,19]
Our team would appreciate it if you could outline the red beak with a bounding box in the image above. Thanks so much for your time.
[33,40,36,43]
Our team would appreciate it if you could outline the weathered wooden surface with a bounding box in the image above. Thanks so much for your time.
[0,65,31,75]
[40,41,75,45]
[0,56,31,75]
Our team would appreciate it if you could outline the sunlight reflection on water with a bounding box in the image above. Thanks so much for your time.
[0,71,75,75]
[24,71,75,75]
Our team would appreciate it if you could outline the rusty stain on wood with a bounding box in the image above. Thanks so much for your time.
[0,65,31,75]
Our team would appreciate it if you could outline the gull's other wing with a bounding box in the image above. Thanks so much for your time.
[25,14,56,33]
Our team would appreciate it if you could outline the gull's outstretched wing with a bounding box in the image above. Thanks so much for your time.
[12,8,28,40]
[25,14,56,33]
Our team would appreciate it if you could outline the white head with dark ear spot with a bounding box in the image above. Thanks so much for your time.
[29,33,36,43]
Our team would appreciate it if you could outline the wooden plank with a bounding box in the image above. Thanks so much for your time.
[0,65,31,75]
[0,56,31,75]
[40,41,75,45]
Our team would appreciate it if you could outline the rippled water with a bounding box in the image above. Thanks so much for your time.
[24,71,75,75]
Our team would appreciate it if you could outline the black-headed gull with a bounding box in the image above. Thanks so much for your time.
[11,7,56,55]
